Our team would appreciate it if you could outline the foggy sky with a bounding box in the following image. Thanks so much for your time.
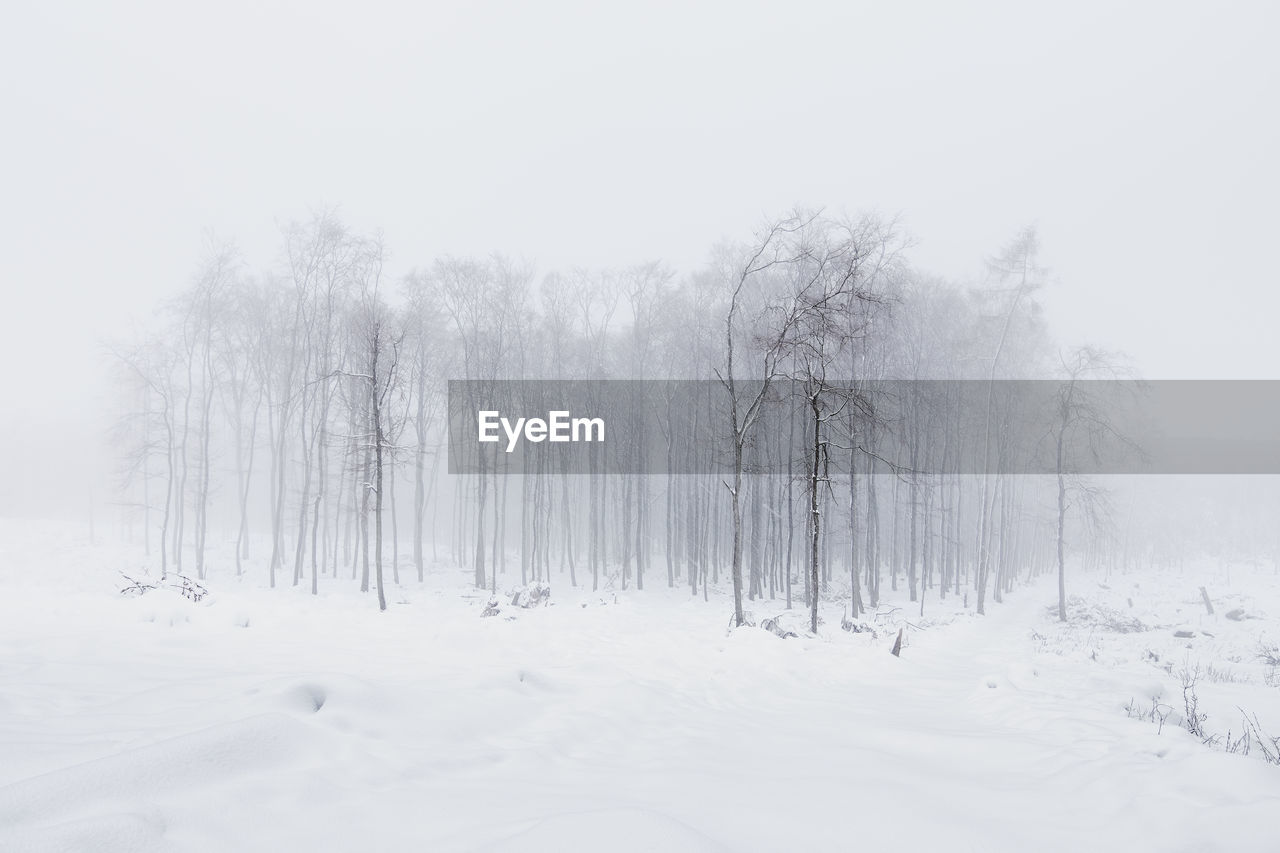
[1,0,1277,517]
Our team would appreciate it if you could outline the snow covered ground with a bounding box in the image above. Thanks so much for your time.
[2,519,1280,852]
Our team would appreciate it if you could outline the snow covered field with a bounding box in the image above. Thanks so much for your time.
[3,519,1280,852]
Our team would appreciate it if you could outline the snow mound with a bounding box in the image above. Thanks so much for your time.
[124,587,199,627]
[282,682,328,713]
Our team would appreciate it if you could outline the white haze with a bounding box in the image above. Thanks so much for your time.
[1,0,1278,518]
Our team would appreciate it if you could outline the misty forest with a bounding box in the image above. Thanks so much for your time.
[5,3,1280,851]
[110,212,1252,621]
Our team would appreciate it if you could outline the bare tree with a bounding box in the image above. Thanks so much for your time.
[1051,347,1134,620]
[975,227,1043,614]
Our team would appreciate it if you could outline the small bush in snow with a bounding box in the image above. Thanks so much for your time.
[1127,682,1280,767]
[760,616,797,639]
[1125,695,1173,733]
[1063,596,1146,633]
[1256,639,1280,668]
[118,572,209,603]
[1179,663,1209,740]
[1238,712,1280,765]
[841,611,875,636]
[1200,663,1248,685]
[510,582,551,609]
[119,573,152,596]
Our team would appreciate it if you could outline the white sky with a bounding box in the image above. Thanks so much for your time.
[1,0,1277,516]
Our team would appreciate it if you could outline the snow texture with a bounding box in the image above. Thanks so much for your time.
[2,520,1279,852]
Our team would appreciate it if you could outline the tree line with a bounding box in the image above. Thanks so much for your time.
[112,208,1129,620]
